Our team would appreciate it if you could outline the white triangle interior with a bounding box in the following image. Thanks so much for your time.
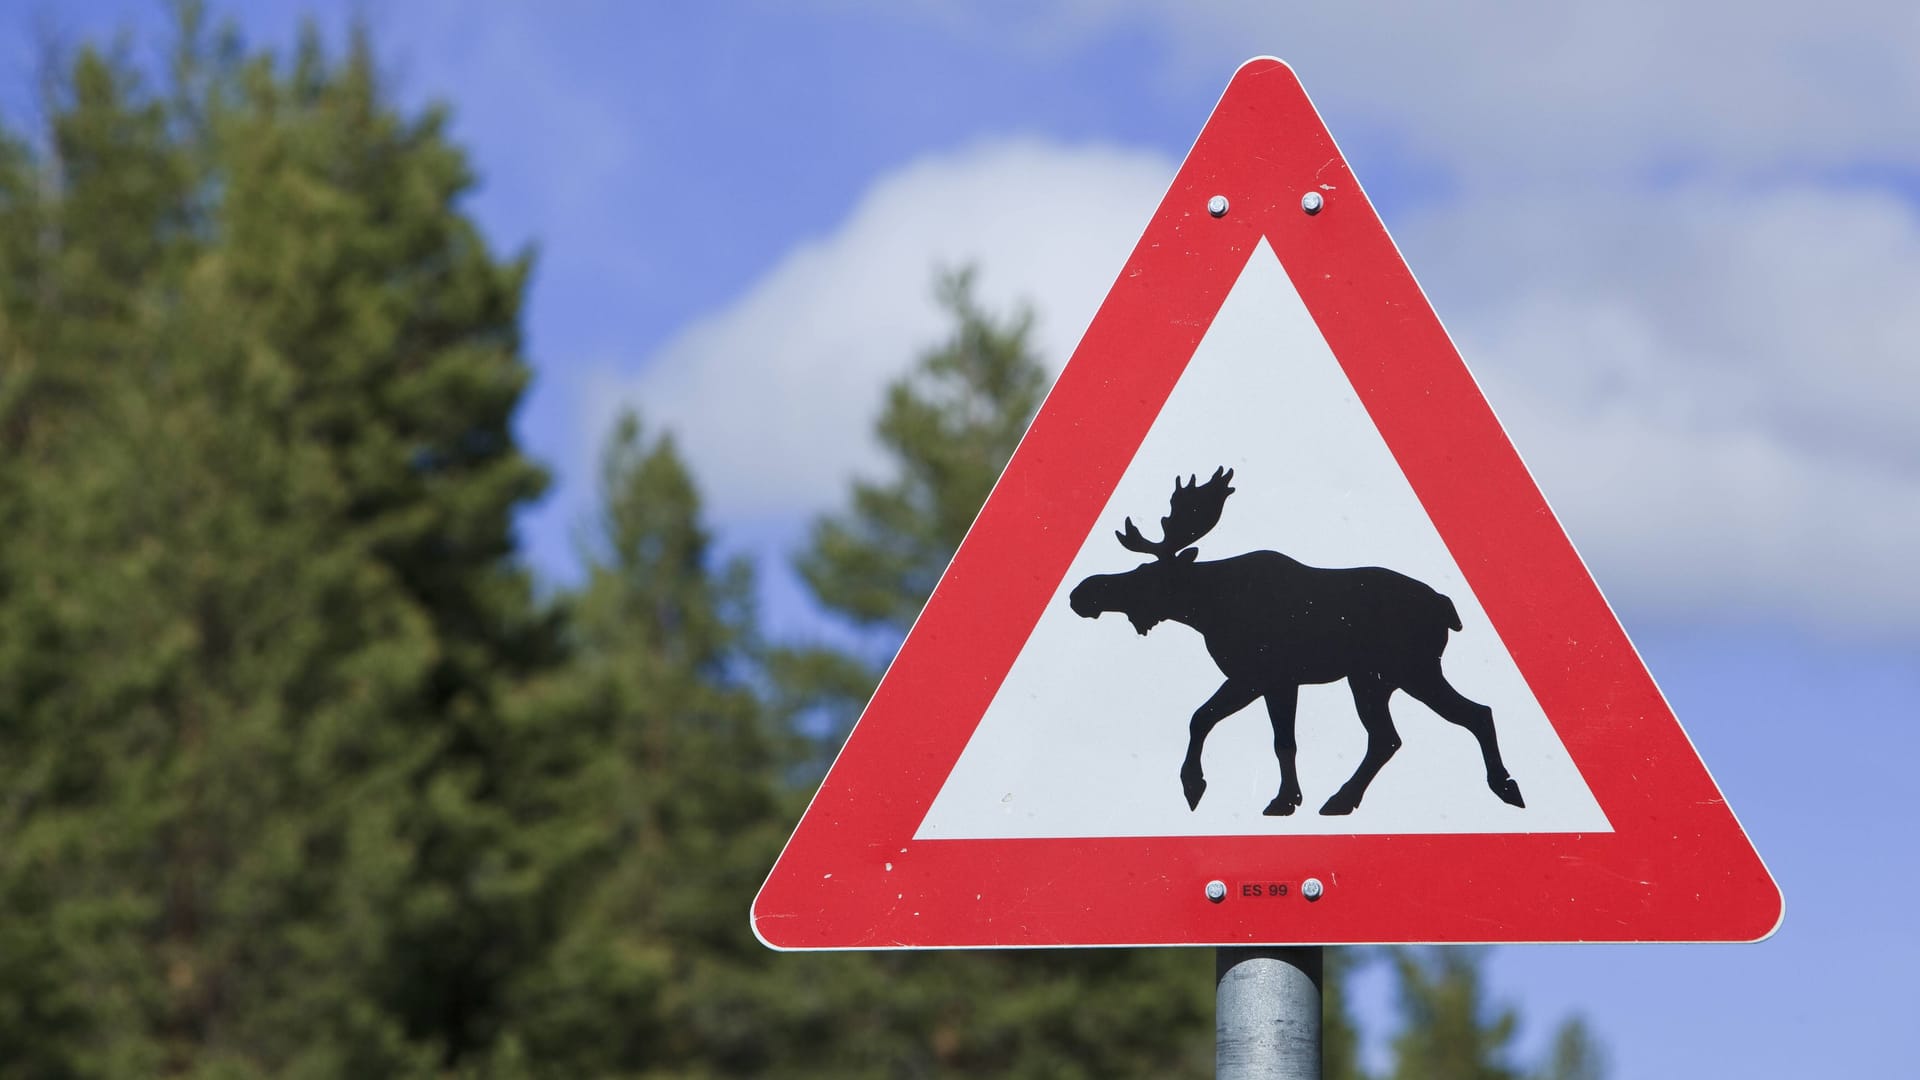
[915,239,1611,839]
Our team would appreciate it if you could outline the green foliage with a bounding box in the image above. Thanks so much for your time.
[483,412,795,1077]
[1383,947,1531,1080]
[1532,1015,1606,1080]
[796,268,1048,636]
[776,268,1047,750]
[0,8,546,1073]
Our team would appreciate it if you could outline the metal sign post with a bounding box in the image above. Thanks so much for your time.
[1216,946,1322,1080]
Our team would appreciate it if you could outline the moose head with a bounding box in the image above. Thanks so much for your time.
[1068,467,1235,635]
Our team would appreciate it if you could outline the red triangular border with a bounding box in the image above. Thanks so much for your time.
[754,58,1782,949]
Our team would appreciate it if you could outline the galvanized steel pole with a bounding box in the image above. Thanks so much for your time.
[1215,946,1322,1079]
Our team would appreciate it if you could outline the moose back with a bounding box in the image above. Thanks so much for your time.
[1067,467,1527,817]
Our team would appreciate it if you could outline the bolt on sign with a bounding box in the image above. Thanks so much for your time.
[753,57,1781,950]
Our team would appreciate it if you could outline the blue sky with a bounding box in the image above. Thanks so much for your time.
[8,2,1919,1075]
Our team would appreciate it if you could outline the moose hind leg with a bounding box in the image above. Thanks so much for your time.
[1262,686,1303,816]
[1181,680,1261,810]
[1321,672,1402,816]
[1400,664,1525,808]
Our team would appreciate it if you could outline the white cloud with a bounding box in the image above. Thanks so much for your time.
[1474,368,1920,634]
[1408,187,1920,473]
[602,135,1920,636]
[598,139,1173,525]
[1409,184,1920,633]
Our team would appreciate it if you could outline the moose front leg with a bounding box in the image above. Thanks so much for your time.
[1262,686,1303,816]
[1180,679,1260,810]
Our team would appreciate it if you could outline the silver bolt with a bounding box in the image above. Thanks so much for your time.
[1206,879,1228,903]
[1207,194,1229,218]
[1301,877,1324,901]
[1301,191,1325,215]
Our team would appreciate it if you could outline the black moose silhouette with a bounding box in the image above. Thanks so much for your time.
[1067,467,1525,817]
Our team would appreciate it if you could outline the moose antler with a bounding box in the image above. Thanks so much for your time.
[1115,466,1236,560]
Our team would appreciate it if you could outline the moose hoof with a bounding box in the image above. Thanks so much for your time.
[1492,775,1526,808]
[1262,793,1301,817]
[1181,773,1207,810]
[1319,792,1360,816]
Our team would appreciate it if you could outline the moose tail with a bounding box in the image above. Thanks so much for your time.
[1438,593,1463,632]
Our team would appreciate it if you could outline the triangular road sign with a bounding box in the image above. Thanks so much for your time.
[754,58,1781,949]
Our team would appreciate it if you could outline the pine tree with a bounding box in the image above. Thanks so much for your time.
[0,8,548,1072]
[1387,947,1523,1080]
[775,268,1051,746]
[1379,948,1609,1080]
[797,267,1047,632]
[485,411,796,1076]
[1533,1016,1606,1080]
